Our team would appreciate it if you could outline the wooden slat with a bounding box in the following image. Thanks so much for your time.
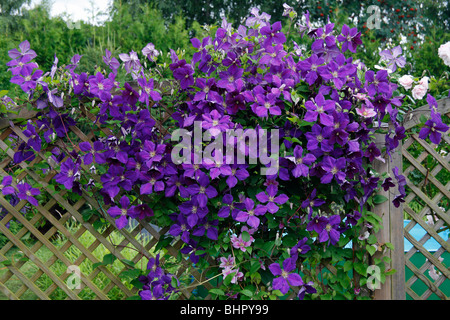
[405,259,447,300]
[403,97,450,131]
[373,135,405,300]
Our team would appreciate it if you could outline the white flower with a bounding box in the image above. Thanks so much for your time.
[418,76,430,90]
[398,75,414,90]
[358,231,370,241]
[412,84,427,100]
[374,64,393,74]
[438,41,450,67]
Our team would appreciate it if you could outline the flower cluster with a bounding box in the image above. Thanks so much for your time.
[138,254,178,300]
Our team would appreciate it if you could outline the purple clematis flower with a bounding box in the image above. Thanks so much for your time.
[252,92,282,118]
[179,197,209,228]
[192,218,219,240]
[318,215,341,245]
[225,165,249,189]
[6,54,38,76]
[107,195,135,229]
[307,215,328,234]
[305,124,333,152]
[260,21,286,46]
[235,197,267,228]
[337,24,362,53]
[8,40,37,60]
[297,54,325,85]
[187,174,218,207]
[379,45,406,72]
[217,194,245,219]
[418,111,449,145]
[165,175,190,198]
[202,109,232,136]
[23,122,42,152]
[381,177,395,191]
[301,189,326,219]
[364,142,381,162]
[119,50,141,75]
[172,63,195,90]
[259,43,286,66]
[217,65,244,92]
[269,257,302,295]
[193,78,222,104]
[140,170,165,195]
[287,145,316,178]
[17,182,40,206]
[103,49,120,73]
[392,166,406,197]
[128,203,154,220]
[297,280,317,300]
[320,156,346,184]
[255,184,289,214]
[140,140,166,168]
[88,72,114,101]
[10,64,43,93]
[138,77,162,106]
[54,158,80,190]
[169,214,191,243]
[142,42,160,62]
[290,237,311,259]
[78,141,104,165]
[0,176,15,196]
[365,70,390,96]
[146,254,163,278]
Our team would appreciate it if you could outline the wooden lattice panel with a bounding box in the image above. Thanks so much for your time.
[402,106,450,300]
[0,113,210,300]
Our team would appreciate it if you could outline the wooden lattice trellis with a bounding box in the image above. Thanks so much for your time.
[0,83,213,300]
[401,98,450,300]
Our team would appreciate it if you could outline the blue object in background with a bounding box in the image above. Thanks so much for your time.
[344,220,450,252]
[404,220,450,252]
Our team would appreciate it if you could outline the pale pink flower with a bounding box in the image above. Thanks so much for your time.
[438,41,450,66]
[219,255,235,269]
[222,267,244,283]
[356,104,377,118]
[398,75,414,90]
[412,84,427,100]
[418,76,429,90]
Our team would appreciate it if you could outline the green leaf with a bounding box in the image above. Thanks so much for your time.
[271,289,284,296]
[120,259,136,268]
[241,231,250,242]
[93,253,117,269]
[373,195,388,204]
[367,234,378,245]
[366,244,377,256]
[240,289,253,297]
[209,288,225,296]
[119,268,141,281]
[354,262,368,276]
[385,242,395,251]
[343,260,353,272]
[385,269,397,276]
[223,271,237,286]
[250,261,260,274]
